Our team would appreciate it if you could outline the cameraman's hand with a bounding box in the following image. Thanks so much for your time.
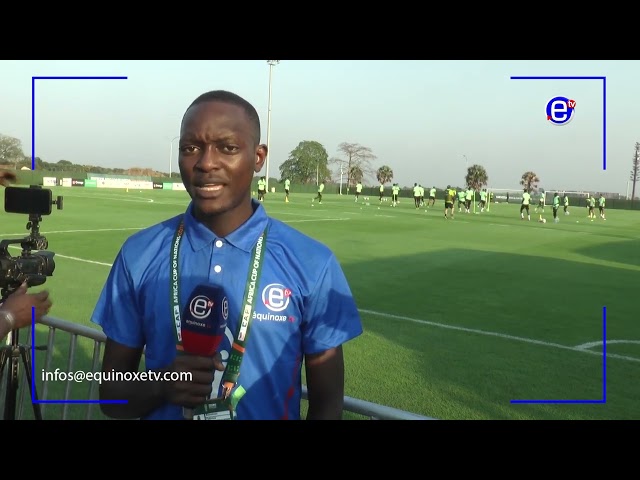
[0,169,17,187]
[1,282,52,329]
[163,353,225,408]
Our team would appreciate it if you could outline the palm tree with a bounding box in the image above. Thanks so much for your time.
[465,164,489,191]
[520,171,540,191]
[376,165,393,185]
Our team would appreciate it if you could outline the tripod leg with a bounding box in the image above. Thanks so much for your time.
[19,345,42,420]
[0,346,9,418]
[2,331,19,421]
[0,346,8,378]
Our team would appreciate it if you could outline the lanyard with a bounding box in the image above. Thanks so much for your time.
[170,215,267,400]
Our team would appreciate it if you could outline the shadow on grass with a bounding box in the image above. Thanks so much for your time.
[340,248,640,420]
[4,246,639,421]
[573,239,640,267]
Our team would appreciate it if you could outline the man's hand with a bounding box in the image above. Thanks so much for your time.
[0,170,17,187]
[163,353,225,408]
[1,282,52,329]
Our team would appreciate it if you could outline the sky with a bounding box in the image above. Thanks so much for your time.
[1,60,639,195]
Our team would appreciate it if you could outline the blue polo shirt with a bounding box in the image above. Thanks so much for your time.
[91,199,363,420]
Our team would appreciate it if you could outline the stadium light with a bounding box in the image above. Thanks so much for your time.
[169,135,179,179]
[463,154,468,170]
[265,60,280,191]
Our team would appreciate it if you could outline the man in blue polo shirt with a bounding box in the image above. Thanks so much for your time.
[91,90,363,420]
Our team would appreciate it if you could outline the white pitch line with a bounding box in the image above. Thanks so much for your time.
[284,218,350,223]
[277,212,324,218]
[6,246,115,266]
[59,193,155,203]
[360,309,640,364]
[576,340,640,350]
[0,227,144,236]
[1,218,350,239]
[50,253,114,266]
[8,233,637,363]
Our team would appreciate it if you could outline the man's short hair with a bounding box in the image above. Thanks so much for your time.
[184,90,261,144]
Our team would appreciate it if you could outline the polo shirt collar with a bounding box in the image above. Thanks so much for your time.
[184,199,269,253]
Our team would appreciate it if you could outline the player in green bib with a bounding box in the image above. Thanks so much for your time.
[428,186,437,207]
[520,189,531,221]
[257,176,266,202]
[479,189,487,212]
[413,183,421,208]
[552,192,560,223]
[457,189,465,212]
[588,194,596,220]
[444,185,455,219]
[598,194,606,220]
[563,192,570,215]
[391,183,400,207]
[313,181,325,204]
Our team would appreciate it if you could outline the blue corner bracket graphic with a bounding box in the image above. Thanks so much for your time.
[510,306,607,404]
[510,76,607,170]
[31,76,128,170]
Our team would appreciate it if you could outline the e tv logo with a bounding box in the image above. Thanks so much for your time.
[189,295,214,319]
[262,283,292,312]
[546,96,576,126]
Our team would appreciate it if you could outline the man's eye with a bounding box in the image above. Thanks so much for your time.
[221,145,239,153]
[180,146,199,153]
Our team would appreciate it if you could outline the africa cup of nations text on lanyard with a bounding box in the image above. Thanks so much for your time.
[170,217,267,420]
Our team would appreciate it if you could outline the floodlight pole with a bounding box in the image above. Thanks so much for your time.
[266,60,280,192]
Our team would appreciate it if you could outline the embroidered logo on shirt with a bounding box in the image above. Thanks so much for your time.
[261,283,292,312]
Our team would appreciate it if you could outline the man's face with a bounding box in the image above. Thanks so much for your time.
[178,101,266,219]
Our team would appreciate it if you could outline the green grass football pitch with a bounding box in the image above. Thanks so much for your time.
[1,187,639,420]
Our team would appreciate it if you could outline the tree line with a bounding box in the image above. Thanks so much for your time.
[5,132,636,194]
[0,133,176,177]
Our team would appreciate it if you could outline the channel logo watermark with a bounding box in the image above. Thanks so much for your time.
[546,96,576,126]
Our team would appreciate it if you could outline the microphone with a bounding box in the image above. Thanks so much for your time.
[179,284,228,420]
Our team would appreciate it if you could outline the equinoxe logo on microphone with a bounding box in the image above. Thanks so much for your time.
[190,295,214,319]
[222,297,229,321]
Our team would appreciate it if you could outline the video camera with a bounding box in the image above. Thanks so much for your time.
[0,185,63,299]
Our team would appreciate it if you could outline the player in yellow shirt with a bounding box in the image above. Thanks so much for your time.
[444,185,455,219]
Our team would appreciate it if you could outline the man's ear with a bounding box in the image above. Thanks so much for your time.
[255,144,267,173]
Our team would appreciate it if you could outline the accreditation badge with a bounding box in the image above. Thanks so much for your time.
[192,400,236,420]
[191,385,246,420]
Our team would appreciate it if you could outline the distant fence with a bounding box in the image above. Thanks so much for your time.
[12,169,639,210]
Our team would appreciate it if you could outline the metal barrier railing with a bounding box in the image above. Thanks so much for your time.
[0,315,436,420]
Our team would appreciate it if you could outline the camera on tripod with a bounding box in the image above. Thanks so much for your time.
[0,185,63,299]
[0,184,63,420]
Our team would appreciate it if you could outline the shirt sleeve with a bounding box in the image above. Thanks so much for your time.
[301,254,363,354]
[90,247,145,349]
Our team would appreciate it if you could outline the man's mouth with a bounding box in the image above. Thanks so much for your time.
[195,184,224,192]
[194,183,225,197]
